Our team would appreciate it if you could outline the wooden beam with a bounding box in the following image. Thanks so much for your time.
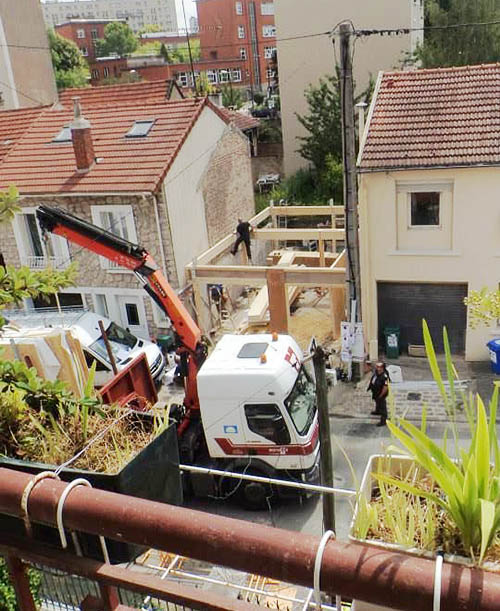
[330,249,346,269]
[192,265,346,287]
[253,228,345,241]
[269,205,344,216]
[187,207,271,267]
[266,268,289,333]
[267,250,338,267]
[318,231,326,267]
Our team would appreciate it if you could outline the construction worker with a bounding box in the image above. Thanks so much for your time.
[367,361,390,427]
[231,218,253,260]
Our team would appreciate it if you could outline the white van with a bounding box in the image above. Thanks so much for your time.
[3,309,166,388]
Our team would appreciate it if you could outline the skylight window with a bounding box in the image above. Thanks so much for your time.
[125,120,155,138]
[52,125,72,143]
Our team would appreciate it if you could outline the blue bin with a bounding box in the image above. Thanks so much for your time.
[487,339,500,374]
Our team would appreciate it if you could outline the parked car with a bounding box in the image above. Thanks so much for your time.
[3,309,166,388]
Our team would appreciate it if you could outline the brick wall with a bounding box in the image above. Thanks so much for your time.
[202,126,255,245]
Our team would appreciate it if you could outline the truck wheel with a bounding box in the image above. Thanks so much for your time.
[237,474,274,510]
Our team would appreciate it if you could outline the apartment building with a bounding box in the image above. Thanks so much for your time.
[55,19,126,61]
[41,0,178,33]
[197,0,277,94]
[0,0,57,109]
[274,0,424,175]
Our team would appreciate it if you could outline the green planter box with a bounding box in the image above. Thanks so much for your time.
[0,419,181,564]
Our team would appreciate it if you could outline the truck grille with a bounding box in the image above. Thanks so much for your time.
[150,353,163,376]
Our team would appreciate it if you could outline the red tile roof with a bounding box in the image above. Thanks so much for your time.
[0,106,46,164]
[0,97,213,194]
[219,108,259,131]
[359,63,500,171]
[58,80,172,109]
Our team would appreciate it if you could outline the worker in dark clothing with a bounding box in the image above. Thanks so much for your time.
[367,361,390,427]
[231,218,252,259]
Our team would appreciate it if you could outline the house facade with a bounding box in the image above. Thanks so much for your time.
[358,64,500,361]
[0,81,255,339]
[55,19,127,61]
[274,0,423,175]
[0,0,57,109]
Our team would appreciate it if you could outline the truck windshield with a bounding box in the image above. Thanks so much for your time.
[90,322,137,362]
[284,365,316,436]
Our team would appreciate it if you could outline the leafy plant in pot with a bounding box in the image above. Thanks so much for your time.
[350,321,500,611]
[0,360,182,563]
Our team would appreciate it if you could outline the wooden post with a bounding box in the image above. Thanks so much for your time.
[191,258,206,335]
[98,319,118,375]
[318,230,325,268]
[5,556,37,611]
[266,268,289,333]
[312,346,335,534]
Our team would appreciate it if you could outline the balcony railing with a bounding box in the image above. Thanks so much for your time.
[21,255,68,270]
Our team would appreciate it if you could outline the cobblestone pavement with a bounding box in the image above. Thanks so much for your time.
[329,355,497,423]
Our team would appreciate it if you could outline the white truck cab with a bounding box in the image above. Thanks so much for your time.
[196,333,319,506]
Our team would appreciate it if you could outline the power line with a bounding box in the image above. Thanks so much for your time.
[353,19,500,38]
[0,78,48,107]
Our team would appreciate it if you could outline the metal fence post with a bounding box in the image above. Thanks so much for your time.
[5,556,37,611]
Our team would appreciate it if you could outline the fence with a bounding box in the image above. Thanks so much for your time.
[2,467,500,611]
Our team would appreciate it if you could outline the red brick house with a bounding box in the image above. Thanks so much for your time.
[55,19,126,61]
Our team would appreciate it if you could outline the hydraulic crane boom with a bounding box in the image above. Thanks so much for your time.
[36,205,206,416]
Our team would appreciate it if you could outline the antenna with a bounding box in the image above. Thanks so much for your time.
[182,0,198,97]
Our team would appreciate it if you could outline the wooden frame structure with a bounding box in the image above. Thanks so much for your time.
[186,203,346,336]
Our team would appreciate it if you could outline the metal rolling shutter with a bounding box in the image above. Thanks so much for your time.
[377,282,468,353]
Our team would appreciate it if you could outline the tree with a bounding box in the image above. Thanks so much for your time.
[137,24,161,36]
[417,0,500,67]
[465,288,500,328]
[221,84,245,109]
[0,186,77,326]
[296,71,372,172]
[48,30,89,90]
[95,22,138,58]
[159,43,170,63]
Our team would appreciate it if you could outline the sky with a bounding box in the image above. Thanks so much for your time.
[175,0,197,26]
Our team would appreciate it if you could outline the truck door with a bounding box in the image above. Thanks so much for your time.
[83,349,113,387]
[244,404,291,446]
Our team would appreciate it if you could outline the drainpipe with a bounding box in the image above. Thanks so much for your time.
[355,102,368,147]
[152,193,168,278]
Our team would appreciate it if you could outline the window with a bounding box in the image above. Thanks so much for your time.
[125,119,155,138]
[210,50,218,59]
[206,69,218,84]
[284,366,316,435]
[217,69,229,83]
[91,28,98,39]
[91,69,99,80]
[238,25,245,38]
[125,302,140,326]
[103,66,110,78]
[13,209,70,270]
[240,47,247,59]
[264,46,276,59]
[235,1,243,14]
[262,24,276,37]
[177,71,189,87]
[90,205,138,270]
[80,46,88,56]
[93,294,109,318]
[261,1,274,14]
[231,68,242,82]
[245,404,291,445]
[266,67,275,79]
[77,28,85,38]
[52,125,72,143]
[410,192,440,226]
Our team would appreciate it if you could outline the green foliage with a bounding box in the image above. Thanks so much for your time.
[48,30,89,90]
[464,287,500,328]
[257,121,282,144]
[169,39,201,63]
[132,41,161,56]
[221,84,245,109]
[253,92,265,105]
[96,22,138,58]
[296,71,373,172]
[417,0,500,67]
[0,186,21,223]
[376,320,500,562]
[0,558,41,611]
[159,43,170,63]
[137,24,161,36]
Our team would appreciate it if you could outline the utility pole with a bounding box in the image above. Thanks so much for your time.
[313,345,335,534]
[339,22,361,321]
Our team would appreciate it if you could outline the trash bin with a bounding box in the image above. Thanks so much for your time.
[487,339,500,374]
[384,326,400,359]
[157,331,175,354]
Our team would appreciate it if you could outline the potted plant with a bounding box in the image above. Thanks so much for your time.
[0,358,182,563]
[350,321,500,611]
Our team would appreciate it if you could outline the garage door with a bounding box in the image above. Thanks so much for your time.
[377,282,468,353]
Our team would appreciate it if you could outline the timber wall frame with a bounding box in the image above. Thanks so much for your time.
[185,204,347,334]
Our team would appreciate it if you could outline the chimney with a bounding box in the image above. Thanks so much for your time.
[71,97,94,172]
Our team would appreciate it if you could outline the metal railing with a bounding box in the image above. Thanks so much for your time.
[2,466,500,611]
[21,256,68,270]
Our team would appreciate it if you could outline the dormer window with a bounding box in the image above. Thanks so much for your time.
[52,125,72,143]
[125,119,155,138]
